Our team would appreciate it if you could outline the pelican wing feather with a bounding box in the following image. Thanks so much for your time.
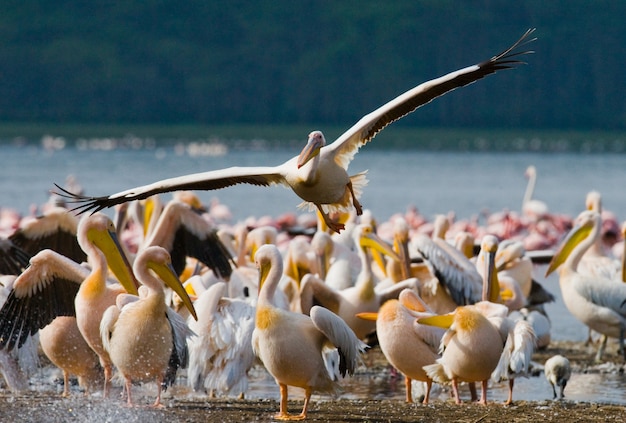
[310,305,367,377]
[55,166,287,215]
[327,28,535,169]
[0,249,86,350]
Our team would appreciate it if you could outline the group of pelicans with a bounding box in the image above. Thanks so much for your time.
[0,183,623,419]
[1,28,625,420]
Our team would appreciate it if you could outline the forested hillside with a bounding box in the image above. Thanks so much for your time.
[1,1,624,129]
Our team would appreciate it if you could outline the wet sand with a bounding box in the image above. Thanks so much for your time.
[1,340,625,422]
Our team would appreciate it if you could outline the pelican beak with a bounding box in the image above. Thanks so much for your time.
[148,259,198,320]
[356,312,379,321]
[418,312,455,329]
[257,259,271,293]
[360,228,400,262]
[546,221,593,276]
[88,226,139,295]
[393,231,411,280]
[485,249,501,303]
[297,133,323,168]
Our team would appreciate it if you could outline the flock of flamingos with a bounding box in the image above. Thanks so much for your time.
[1,28,625,420]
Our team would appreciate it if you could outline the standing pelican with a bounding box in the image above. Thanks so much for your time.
[252,244,366,420]
[357,289,444,404]
[546,210,626,361]
[0,214,139,397]
[101,246,196,407]
[56,30,535,233]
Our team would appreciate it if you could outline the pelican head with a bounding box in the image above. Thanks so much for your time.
[139,246,198,320]
[297,131,325,169]
[78,213,139,295]
[545,210,598,276]
[359,225,400,262]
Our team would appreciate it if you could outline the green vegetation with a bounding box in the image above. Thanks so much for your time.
[1,1,625,129]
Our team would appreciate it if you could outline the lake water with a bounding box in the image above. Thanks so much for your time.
[2,134,626,404]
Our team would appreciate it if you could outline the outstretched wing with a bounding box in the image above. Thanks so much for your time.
[328,28,536,169]
[0,250,86,351]
[54,165,288,215]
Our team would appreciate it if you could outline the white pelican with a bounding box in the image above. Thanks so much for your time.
[187,281,256,398]
[357,289,444,403]
[420,304,505,405]
[252,244,366,420]
[39,315,103,397]
[544,354,571,400]
[474,235,536,405]
[56,30,535,233]
[0,214,139,397]
[418,235,513,405]
[100,246,196,407]
[546,210,626,361]
[579,191,620,280]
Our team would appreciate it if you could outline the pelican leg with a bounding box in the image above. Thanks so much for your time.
[478,379,489,405]
[151,376,164,408]
[504,378,514,405]
[619,327,626,361]
[103,364,112,398]
[62,370,70,397]
[347,181,363,216]
[315,204,345,234]
[298,387,312,420]
[468,382,478,402]
[594,334,608,363]
[422,379,432,404]
[405,376,413,403]
[124,377,134,406]
[451,378,462,404]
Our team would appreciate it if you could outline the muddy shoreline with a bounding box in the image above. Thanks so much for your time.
[1,340,625,422]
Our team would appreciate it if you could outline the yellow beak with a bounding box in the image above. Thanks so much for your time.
[148,259,198,320]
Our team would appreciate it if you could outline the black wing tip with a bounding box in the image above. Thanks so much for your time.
[51,183,114,215]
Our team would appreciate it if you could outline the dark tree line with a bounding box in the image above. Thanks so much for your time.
[0,1,625,129]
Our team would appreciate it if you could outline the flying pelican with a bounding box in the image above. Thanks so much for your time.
[187,281,256,399]
[55,30,535,233]
[0,213,139,397]
[546,210,626,362]
[100,246,196,407]
[544,354,571,400]
[252,244,366,420]
[357,289,444,404]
